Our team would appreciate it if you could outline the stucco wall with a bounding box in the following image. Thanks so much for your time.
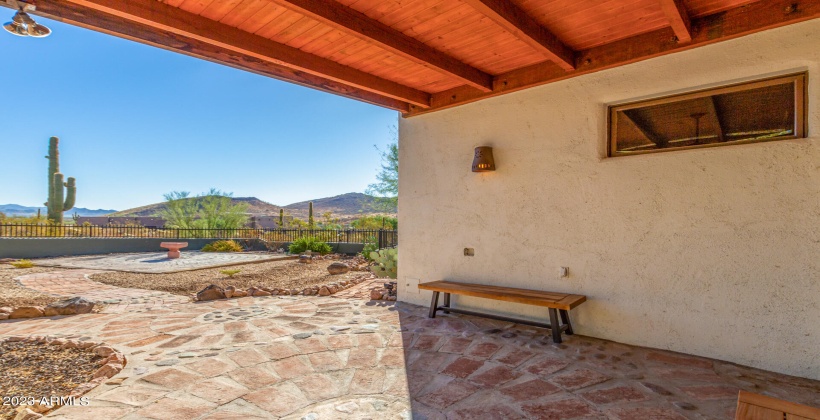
[398,20,820,380]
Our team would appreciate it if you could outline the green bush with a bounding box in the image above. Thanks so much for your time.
[202,240,243,252]
[288,237,332,255]
[360,236,378,262]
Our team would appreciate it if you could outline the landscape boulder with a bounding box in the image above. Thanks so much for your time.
[0,306,12,314]
[9,306,45,319]
[298,255,313,264]
[370,289,384,300]
[251,289,271,297]
[327,262,350,275]
[13,408,42,420]
[44,297,95,316]
[224,285,236,298]
[232,289,248,298]
[318,286,331,296]
[196,284,226,301]
[0,313,8,320]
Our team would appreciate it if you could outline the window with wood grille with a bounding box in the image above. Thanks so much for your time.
[608,73,807,156]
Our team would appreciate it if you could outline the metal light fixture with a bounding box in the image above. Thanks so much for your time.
[471,146,495,172]
[3,7,51,38]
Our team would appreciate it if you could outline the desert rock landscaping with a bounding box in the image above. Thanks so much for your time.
[0,265,62,308]
[0,336,126,420]
[88,256,370,298]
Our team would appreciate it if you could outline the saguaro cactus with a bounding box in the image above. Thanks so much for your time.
[44,137,76,224]
[279,208,284,228]
[308,201,314,229]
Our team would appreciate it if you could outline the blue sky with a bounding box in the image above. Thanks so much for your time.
[0,16,398,211]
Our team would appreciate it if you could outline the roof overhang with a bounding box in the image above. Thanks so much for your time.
[3,0,818,117]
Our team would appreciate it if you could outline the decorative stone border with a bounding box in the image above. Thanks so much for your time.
[2,335,126,419]
[0,297,95,321]
[196,273,377,301]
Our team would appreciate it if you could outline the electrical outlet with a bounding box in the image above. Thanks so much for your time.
[405,277,419,294]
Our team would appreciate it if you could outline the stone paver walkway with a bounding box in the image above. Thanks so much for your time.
[15,270,190,312]
[34,252,295,274]
[1,276,818,419]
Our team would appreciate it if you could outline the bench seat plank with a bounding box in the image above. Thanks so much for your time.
[418,280,586,311]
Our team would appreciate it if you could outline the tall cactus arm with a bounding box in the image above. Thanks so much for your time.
[63,177,76,211]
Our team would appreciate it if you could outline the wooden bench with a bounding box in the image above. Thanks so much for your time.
[418,280,586,343]
[735,390,820,420]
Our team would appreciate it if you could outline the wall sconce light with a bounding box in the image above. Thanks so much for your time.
[471,146,495,172]
[3,4,51,38]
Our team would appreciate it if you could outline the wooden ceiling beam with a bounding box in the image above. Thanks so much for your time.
[50,0,430,108]
[265,0,493,92]
[621,111,668,148]
[705,96,726,142]
[459,0,575,71]
[407,0,820,117]
[658,0,693,43]
[14,0,411,112]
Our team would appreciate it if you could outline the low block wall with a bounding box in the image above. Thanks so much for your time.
[0,238,365,259]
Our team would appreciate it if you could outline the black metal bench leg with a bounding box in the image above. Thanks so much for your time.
[548,308,562,343]
[560,309,574,335]
[443,293,451,313]
[428,291,440,318]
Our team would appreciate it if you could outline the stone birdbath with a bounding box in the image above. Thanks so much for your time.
[160,242,188,259]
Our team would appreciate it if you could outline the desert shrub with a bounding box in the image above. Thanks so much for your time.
[360,236,378,261]
[219,269,241,278]
[351,215,397,230]
[11,259,34,269]
[288,237,332,255]
[202,240,243,252]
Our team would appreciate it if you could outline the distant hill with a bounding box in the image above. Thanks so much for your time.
[113,197,281,217]
[111,193,395,222]
[0,204,115,217]
[284,193,392,220]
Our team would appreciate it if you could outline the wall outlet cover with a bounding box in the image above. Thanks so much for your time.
[405,277,420,294]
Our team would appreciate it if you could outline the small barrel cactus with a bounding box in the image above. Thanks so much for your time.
[370,248,397,279]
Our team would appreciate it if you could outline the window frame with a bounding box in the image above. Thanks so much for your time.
[607,72,807,157]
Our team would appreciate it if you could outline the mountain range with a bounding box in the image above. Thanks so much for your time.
[0,204,115,217]
[2,193,395,222]
[112,192,395,221]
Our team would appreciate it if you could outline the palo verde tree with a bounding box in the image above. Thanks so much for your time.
[160,189,248,230]
[44,137,77,224]
[366,127,398,212]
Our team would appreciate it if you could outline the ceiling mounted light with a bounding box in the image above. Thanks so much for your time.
[3,8,51,38]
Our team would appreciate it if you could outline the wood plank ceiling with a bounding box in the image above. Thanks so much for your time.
[6,0,819,116]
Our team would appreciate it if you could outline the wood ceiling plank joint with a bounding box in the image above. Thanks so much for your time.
[459,0,576,71]
[266,0,494,92]
[658,0,693,43]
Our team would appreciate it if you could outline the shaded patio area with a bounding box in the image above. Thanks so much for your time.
[1,276,818,419]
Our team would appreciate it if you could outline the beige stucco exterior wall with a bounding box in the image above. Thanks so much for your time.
[397,19,820,380]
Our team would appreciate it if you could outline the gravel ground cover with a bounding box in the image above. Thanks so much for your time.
[0,340,102,420]
[0,265,64,307]
[89,257,367,296]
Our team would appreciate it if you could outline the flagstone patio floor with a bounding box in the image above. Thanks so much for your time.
[2,272,818,419]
